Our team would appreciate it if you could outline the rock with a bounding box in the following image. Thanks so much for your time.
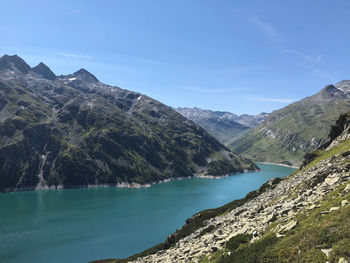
[324,174,340,186]
[252,230,259,237]
[307,204,317,210]
[321,248,333,257]
[320,210,329,215]
[341,200,348,207]
[281,220,297,232]
[329,207,339,212]
[276,233,285,238]
[183,248,190,254]
[344,184,350,192]
[342,150,350,157]
[211,246,218,252]
[264,212,277,224]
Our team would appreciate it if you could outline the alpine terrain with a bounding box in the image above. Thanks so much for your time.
[96,111,350,263]
[230,81,350,166]
[176,107,268,145]
[0,54,258,193]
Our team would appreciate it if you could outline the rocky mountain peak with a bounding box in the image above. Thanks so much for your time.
[316,84,346,100]
[72,68,98,82]
[335,80,350,93]
[31,62,56,80]
[0,54,31,74]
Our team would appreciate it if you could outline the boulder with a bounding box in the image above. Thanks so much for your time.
[280,220,297,232]
[329,207,339,212]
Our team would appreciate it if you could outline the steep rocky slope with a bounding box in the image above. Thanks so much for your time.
[0,55,257,193]
[176,107,267,145]
[230,81,350,166]
[97,112,350,263]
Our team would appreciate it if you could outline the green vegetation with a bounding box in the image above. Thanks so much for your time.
[92,178,282,263]
[0,55,258,192]
[199,183,350,263]
[225,233,250,251]
[230,84,350,166]
[201,129,350,263]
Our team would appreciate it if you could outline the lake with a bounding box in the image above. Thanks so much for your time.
[0,163,296,263]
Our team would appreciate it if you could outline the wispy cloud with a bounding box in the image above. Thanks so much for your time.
[276,46,321,62]
[182,86,247,94]
[248,95,295,103]
[247,16,279,38]
[59,53,93,59]
[234,10,322,64]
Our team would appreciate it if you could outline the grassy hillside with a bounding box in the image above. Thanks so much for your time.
[230,83,350,166]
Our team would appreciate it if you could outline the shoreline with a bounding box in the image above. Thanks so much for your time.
[0,169,260,194]
[256,161,299,169]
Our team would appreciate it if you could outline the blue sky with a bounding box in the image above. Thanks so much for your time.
[1,0,350,114]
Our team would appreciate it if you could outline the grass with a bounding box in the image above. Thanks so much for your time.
[200,183,350,263]
[302,137,350,172]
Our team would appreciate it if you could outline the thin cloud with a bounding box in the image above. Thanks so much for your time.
[235,10,322,63]
[276,46,314,62]
[59,53,93,59]
[182,86,248,94]
[248,95,295,103]
[248,16,279,38]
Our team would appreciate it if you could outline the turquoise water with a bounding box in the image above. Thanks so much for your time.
[0,164,296,263]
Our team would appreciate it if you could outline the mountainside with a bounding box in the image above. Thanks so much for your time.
[0,55,258,193]
[176,107,268,145]
[230,81,350,166]
[96,111,350,263]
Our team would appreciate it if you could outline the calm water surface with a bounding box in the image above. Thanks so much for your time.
[0,164,296,263]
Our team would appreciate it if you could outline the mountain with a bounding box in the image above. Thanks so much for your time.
[32,62,56,80]
[230,81,350,166]
[0,54,31,73]
[96,111,350,263]
[176,107,268,145]
[0,54,258,192]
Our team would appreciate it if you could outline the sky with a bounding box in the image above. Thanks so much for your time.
[1,0,350,114]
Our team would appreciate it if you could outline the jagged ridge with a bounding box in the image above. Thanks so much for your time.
[0,54,258,192]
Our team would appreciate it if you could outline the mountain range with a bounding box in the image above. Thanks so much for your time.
[0,54,257,192]
[230,81,350,166]
[176,107,268,145]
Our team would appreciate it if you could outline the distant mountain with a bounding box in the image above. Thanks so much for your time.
[176,107,268,145]
[230,80,350,166]
[32,62,56,80]
[0,55,257,192]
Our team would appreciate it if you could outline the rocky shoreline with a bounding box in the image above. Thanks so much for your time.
[256,162,299,169]
[0,168,260,194]
[118,153,349,263]
[94,116,350,263]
